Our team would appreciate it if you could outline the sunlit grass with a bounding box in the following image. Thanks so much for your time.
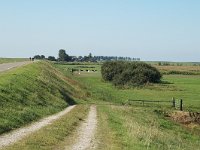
[52,63,200,149]
[98,105,200,149]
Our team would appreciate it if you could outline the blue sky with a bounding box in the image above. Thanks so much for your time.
[0,0,199,61]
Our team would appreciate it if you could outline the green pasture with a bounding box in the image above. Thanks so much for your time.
[55,63,200,111]
[97,105,200,150]
[54,63,200,149]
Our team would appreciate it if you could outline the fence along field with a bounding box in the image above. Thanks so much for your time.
[126,97,183,110]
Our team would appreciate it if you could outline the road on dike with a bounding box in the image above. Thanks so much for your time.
[0,61,31,72]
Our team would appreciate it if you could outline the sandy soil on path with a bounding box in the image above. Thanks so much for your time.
[69,105,97,150]
[0,105,76,149]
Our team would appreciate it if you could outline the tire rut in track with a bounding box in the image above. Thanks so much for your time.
[69,105,97,150]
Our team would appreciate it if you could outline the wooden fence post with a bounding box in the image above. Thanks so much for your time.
[172,97,175,108]
[180,99,183,111]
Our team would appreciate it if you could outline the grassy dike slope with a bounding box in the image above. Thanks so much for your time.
[0,61,85,134]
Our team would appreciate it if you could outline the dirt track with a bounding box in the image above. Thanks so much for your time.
[0,105,76,149]
[70,105,97,150]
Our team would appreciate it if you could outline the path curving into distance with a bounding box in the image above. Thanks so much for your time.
[0,105,76,149]
[70,105,97,150]
[0,61,31,72]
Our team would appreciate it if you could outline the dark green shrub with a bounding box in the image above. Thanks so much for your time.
[101,61,162,87]
[101,61,125,81]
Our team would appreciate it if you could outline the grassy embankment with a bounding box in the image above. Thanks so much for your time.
[0,58,29,64]
[0,61,86,134]
[55,63,200,149]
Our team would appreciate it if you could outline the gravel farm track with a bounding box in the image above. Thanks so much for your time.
[0,62,99,150]
[0,106,76,149]
[69,105,97,150]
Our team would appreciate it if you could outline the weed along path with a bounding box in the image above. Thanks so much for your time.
[0,61,31,72]
[0,105,76,149]
[69,105,97,150]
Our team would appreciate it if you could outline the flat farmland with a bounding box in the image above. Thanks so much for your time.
[1,62,199,150]
[54,62,200,149]
[155,65,200,75]
[56,63,200,111]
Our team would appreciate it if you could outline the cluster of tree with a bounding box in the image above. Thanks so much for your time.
[34,55,56,61]
[34,55,45,59]
[70,53,96,62]
[58,49,71,61]
[47,56,56,61]
[70,56,140,62]
[101,61,162,87]
[34,49,141,62]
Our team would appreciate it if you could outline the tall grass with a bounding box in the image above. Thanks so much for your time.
[98,105,200,149]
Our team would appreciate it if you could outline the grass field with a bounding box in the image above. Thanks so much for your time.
[97,105,200,150]
[55,63,200,111]
[54,63,200,149]
[0,58,29,64]
[0,61,86,134]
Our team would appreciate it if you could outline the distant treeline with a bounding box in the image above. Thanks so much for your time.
[92,56,140,62]
[33,49,140,62]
